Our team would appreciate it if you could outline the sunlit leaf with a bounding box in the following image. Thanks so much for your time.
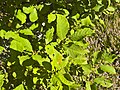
[86,81,91,90]
[0,29,6,38]
[57,14,69,40]
[57,74,74,86]
[20,29,34,35]
[18,55,30,65]
[0,75,4,88]
[81,16,94,26]
[45,27,54,44]
[29,23,38,30]
[23,6,34,14]
[10,40,24,52]
[14,84,24,90]
[71,28,94,41]
[16,10,27,24]
[100,65,116,74]
[14,37,33,52]
[94,77,113,88]
[48,13,56,23]
[29,8,38,22]
[0,46,4,54]
[81,64,91,75]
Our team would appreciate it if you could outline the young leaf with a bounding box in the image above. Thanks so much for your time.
[86,81,91,90]
[14,84,25,90]
[100,65,116,74]
[81,16,94,26]
[10,40,24,52]
[23,6,34,14]
[16,10,27,24]
[94,77,113,88]
[57,74,74,86]
[81,64,91,75]
[29,23,38,30]
[45,27,54,44]
[57,14,69,40]
[29,8,38,22]
[14,37,33,52]
[0,29,6,38]
[18,55,30,65]
[0,46,4,54]
[20,29,34,35]
[71,28,94,41]
[48,13,56,23]
[0,75,4,88]
[5,31,18,39]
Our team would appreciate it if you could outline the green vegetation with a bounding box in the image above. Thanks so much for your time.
[0,0,119,90]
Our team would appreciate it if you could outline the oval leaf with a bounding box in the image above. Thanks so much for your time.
[16,10,27,24]
[57,14,69,40]
[10,40,24,52]
[29,8,38,22]
[48,13,56,23]
[45,27,54,44]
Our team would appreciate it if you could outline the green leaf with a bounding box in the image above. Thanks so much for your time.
[0,29,6,38]
[93,5,103,12]
[100,65,116,74]
[81,64,91,75]
[86,81,91,90]
[81,16,94,26]
[107,6,115,11]
[71,28,94,41]
[16,23,23,29]
[66,44,88,58]
[18,55,30,65]
[57,14,69,40]
[57,74,74,86]
[14,84,24,90]
[5,31,19,39]
[94,77,113,88]
[74,56,87,65]
[20,29,34,35]
[48,13,56,23]
[16,10,27,24]
[0,46,4,54]
[14,37,33,52]
[32,54,49,65]
[10,40,24,52]
[29,23,38,30]
[23,6,34,14]
[45,27,54,44]
[29,8,38,22]
[0,75,4,88]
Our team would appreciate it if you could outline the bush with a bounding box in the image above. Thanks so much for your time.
[0,0,119,90]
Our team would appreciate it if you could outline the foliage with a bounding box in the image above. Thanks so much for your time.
[0,0,119,90]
